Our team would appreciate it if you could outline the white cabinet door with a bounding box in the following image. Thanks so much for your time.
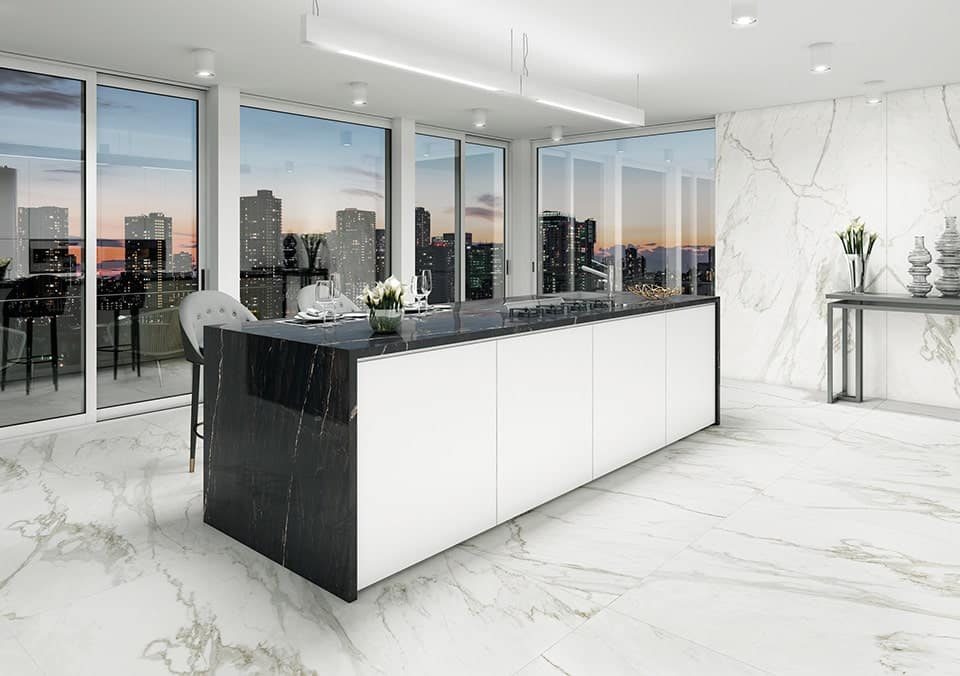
[593,313,666,477]
[357,342,497,589]
[497,326,593,522]
[665,304,717,444]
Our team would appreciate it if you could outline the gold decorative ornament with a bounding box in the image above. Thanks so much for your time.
[627,284,682,300]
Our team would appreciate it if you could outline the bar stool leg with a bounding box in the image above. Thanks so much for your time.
[133,308,141,377]
[189,363,200,473]
[1,314,8,392]
[112,308,119,380]
[25,317,33,396]
[50,315,59,391]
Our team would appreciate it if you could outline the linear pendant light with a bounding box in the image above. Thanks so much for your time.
[302,14,644,127]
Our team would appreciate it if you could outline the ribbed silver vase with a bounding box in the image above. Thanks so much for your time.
[907,235,933,297]
[934,216,960,297]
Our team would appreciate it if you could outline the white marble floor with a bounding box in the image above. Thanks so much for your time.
[1,380,958,675]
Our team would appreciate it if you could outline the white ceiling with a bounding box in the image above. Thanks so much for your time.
[1,0,958,139]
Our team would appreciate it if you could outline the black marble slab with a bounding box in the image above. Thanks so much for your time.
[203,293,719,602]
[229,293,719,358]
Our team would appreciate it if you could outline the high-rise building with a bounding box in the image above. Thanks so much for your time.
[375,228,387,281]
[124,212,172,275]
[0,166,21,278]
[466,242,494,300]
[240,189,282,271]
[20,206,72,273]
[573,218,597,291]
[171,251,194,275]
[415,206,432,272]
[335,207,376,299]
[540,211,572,293]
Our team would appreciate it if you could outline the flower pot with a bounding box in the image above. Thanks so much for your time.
[368,308,402,334]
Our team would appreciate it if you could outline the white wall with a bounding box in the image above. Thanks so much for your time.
[717,83,960,407]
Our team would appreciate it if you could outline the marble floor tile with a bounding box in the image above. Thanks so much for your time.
[515,608,769,676]
[1,381,959,674]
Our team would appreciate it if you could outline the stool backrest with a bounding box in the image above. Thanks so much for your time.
[3,275,68,318]
[178,291,256,365]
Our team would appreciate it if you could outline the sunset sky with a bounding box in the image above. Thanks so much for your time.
[539,128,716,251]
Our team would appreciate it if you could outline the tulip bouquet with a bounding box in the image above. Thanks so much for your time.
[362,275,408,310]
[837,217,878,293]
[362,276,408,333]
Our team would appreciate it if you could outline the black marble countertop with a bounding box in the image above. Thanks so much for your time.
[216,293,718,359]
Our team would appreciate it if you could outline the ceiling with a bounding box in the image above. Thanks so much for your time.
[1,0,958,139]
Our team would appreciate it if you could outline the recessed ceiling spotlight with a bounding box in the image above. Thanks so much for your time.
[349,81,368,106]
[471,108,488,129]
[864,80,885,105]
[341,130,353,147]
[809,42,833,74]
[193,48,216,78]
[731,0,758,26]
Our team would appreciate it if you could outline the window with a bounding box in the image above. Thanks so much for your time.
[0,66,85,428]
[464,143,505,300]
[415,134,459,303]
[538,129,716,296]
[239,106,389,318]
[96,85,199,408]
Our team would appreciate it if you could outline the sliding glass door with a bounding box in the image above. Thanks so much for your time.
[96,84,199,408]
[464,142,505,300]
[538,128,716,296]
[238,105,390,319]
[0,66,86,428]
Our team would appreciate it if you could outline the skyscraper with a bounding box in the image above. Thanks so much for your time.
[124,212,172,276]
[573,218,597,291]
[375,228,387,281]
[20,206,72,273]
[540,211,572,293]
[415,206,432,272]
[240,189,282,270]
[0,166,22,277]
[335,207,376,299]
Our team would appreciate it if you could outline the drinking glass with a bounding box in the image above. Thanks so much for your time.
[420,270,433,310]
[314,280,336,324]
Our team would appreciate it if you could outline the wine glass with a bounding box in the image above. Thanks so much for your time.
[314,280,336,324]
[409,274,422,312]
[420,270,433,311]
[329,272,342,315]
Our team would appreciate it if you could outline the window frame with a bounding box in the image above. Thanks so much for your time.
[416,125,509,302]
[463,137,508,301]
[532,119,715,295]
[238,95,393,314]
[93,74,205,415]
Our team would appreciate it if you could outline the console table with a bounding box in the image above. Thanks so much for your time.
[826,292,960,403]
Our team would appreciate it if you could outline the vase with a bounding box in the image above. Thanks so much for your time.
[906,235,933,297]
[368,308,403,334]
[934,216,960,297]
[845,253,862,293]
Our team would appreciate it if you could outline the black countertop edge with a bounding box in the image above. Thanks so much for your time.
[211,294,719,360]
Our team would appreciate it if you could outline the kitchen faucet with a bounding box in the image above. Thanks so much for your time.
[580,261,615,300]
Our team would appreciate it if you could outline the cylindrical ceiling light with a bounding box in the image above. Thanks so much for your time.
[471,108,488,129]
[731,0,758,26]
[349,81,368,106]
[663,149,674,164]
[550,125,564,142]
[809,42,833,74]
[340,130,353,147]
[616,139,626,154]
[193,48,216,78]
[864,80,885,105]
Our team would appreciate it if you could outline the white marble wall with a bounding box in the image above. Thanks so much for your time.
[717,84,960,407]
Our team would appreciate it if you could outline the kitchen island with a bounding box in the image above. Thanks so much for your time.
[203,293,719,602]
